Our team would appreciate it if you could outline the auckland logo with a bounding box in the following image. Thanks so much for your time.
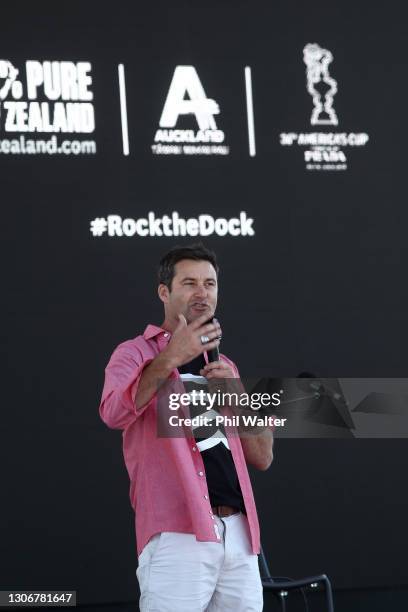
[280,43,369,172]
[152,65,229,156]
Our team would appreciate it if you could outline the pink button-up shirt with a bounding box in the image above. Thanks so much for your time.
[99,324,260,556]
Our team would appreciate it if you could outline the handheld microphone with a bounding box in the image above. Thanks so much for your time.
[206,316,220,363]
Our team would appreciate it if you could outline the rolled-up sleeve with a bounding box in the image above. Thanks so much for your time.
[99,344,155,430]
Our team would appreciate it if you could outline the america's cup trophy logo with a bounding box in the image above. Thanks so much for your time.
[303,43,338,126]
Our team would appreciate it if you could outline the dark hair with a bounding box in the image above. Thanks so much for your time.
[158,243,219,290]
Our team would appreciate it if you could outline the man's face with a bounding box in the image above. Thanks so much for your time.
[160,259,218,324]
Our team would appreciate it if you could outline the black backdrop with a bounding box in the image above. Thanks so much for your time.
[2,0,408,605]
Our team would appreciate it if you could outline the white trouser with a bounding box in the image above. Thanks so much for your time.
[136,512,263,612]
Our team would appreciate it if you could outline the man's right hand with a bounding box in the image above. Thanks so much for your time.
[163,313,221,369]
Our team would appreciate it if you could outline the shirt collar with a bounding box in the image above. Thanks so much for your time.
[143,324,169,340]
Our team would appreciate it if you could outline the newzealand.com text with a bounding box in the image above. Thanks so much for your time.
[0,135,96,155]
[90,211,255,238]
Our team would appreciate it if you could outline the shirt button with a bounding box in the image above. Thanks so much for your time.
[163,333,169,338]
[198,471,204,476]
[204,495,208,500]
[192,447,197,452]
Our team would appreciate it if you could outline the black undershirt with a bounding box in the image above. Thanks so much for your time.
[178,355,245,513]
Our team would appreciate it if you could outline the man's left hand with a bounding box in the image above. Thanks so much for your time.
[200,361,236,379]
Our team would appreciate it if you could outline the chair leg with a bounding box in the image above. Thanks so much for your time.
[277,590,287,612]
[323,575,335,612]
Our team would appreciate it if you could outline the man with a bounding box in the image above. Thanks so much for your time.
[99,243,273,611]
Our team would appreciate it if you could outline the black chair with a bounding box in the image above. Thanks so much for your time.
[258,545,335,612]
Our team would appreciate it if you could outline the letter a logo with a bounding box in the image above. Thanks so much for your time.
[159,66,220,131]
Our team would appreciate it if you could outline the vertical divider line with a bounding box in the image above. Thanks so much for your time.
[244,66,256,157]
[118,64,129,156]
